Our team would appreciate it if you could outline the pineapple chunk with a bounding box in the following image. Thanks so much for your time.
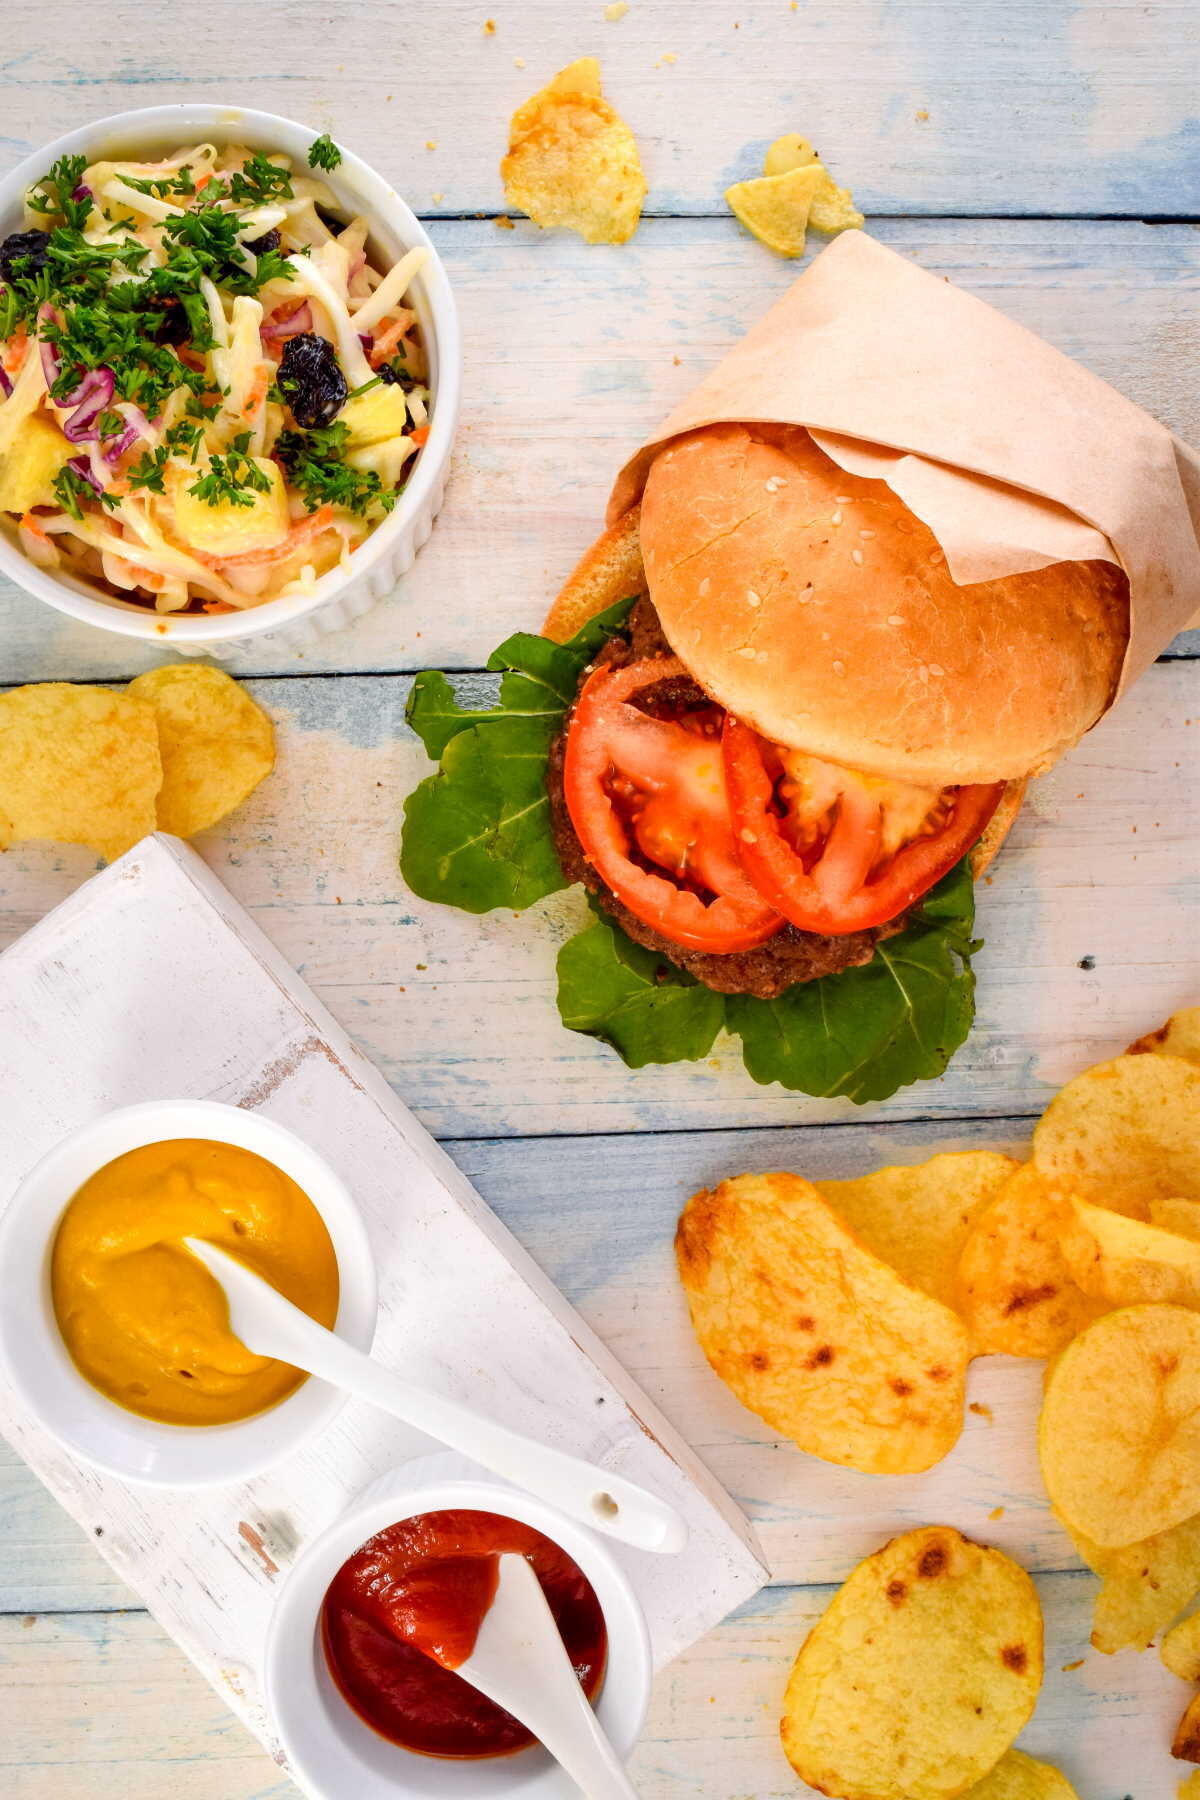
[172,457,290,556]
[339,384,410,449]
[0,410,74,513]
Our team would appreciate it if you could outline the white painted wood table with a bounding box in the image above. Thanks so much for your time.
[1,4,1198,1796]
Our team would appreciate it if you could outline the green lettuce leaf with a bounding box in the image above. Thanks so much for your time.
[400,599,633,912]
[556,909,725,1068]
[401,605,983,1100]
[724,860,978,1102]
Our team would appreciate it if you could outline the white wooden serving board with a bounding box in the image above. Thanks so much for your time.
[0,833,766,1764]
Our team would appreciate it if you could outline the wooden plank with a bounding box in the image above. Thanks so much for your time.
[3,657,1194,1142]
[1,1574,1188,1798]
[2,2,1196,220]
[0,838,766,1768]
[0,216,1195,683]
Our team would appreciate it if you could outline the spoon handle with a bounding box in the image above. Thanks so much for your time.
[191,1240,688,1556]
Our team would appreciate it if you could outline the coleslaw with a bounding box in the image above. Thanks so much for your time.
[0,135,431,612]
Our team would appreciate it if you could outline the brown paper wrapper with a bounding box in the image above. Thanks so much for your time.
[609,233,1200,699]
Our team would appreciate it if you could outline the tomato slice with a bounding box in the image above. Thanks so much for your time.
[563,658,785,953]
[722,716,1005,935]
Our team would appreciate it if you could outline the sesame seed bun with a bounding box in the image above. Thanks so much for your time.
[638,424,1129,787]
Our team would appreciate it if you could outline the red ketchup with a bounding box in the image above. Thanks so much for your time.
[320,1508,608,1759]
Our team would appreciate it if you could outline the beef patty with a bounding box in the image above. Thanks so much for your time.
[546,598,905,998]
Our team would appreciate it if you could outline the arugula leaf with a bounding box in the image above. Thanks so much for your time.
[725,860,978,1102]
[400,598,634,911]
[556,910,725,1068]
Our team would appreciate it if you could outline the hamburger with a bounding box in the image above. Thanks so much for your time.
[541,424,1128,998]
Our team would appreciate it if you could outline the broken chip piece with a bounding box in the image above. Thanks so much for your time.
[724,164,823,258]
[0,683,160,863]
[128,664,275,840]
[502,59,646,244]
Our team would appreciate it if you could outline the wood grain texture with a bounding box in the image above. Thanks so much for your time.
[0,217,1197,682]
[5,659,1194,1142]
[1,1,1196,220]
[2,1574,1189,1799]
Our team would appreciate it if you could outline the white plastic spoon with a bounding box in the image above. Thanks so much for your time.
[451,1551,639,1799]
[184,1237,687,1556]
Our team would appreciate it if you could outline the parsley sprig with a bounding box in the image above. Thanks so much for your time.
[275,422,397,517]
[307,135,342,172]
[188,433,273,508]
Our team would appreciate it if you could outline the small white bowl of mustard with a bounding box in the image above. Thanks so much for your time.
[0,1098,376,1486]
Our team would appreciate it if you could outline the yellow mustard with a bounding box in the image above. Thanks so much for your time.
[51,1138,339,1427]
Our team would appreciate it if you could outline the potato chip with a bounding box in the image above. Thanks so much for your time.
[762,131,865,231]
[1153,1199,1200,1243]
[508,57,602,142]
[1062,1199,1200,1309]
[502,64,646,244]
[962,1750,1080,1800]
[1069,1512,1200,1653]
[815,1151,1017,1312]
[1040,1305,1200,1548]
[1177,1694,1200,1764]
[1180,1774,1200,1800]
[780,1526,1043,1800]
[1163,1606,1200,1680]
[956,1164,1098,1357]
[0,683,160,863]
[725,164,823,258]
[1129,1006,1200,1066]
[675,1173,969,1474]
[128,664,274,839]
[1032,1054,1200,1216]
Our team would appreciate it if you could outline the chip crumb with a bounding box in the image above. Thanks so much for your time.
[1062,1658,1085,1671]
[656,51,678,64]
[425,139,437,150]
[513,55,526,67]
[431,192,445,203]
[916,108,930,121]
[988,1505,1005,1519]
[604,0,629,16]
[970,1402,995,1422]
[494,214,515,228]
[483,16,496,31]
[672,354,681,364]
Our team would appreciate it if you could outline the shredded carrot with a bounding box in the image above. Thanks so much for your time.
[178,348,208,373]
[3,323,29,375]
[202,600,236,613]
[194,171,215,192]
[368,311,417,366]
[19,512,50,543]
[411,424,431,448]
[242,365,270,421]
[201,504,336,569]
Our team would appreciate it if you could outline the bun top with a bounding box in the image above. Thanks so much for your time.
[638,424,1128,785]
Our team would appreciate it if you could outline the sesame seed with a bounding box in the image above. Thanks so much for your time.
[851,548,864,566]
[740,829,758,844]
[836,495,852,504]
[798,586,814,604]
[698,577,710,596]
[831,510,843,526]
[747,589,761,607]
[929,663,945,677]
[832,659,846,676]
[929,547,944,564]
[918,664,929,682]
[859,529,875,539]
[887,614,905,626]
[737,646,756,659]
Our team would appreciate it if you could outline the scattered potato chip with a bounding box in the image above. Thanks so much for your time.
[0,683,160,863]
[962,1750,1080,1800]
[1177,1693,1200,1764]
[1163,1607,1200,1681]
[815,1151,1017,1313]
[127,665,275,839]
[1032,1054,1200,1216]
[1069,1513,1200,1653]
[676,1173,968,1474]
[1040,1305,1200,1548]
[762,131,865,231]
[1129,1006,1200,1066]
[502,61,646,244]
[1062,1199,1200,1310]
[956,1164,1098,1357]
[780,1526,1043,1800]
[725,164,823,258]
[1180,1774,1200,1800]
[1153,1199,1200,1243]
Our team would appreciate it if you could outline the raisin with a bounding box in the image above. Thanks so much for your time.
[152,299,191,347]
[378,359,417,390]
[277,332,349,428]
[315,204,347,237]
[0,229,50,283]
[244,227,281,256]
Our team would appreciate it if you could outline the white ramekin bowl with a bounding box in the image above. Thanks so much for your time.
[265,1451,654,1800]
[0,1099,377,1486]
[0,103,460,658]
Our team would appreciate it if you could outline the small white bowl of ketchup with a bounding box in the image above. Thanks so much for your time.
[265,1450,654,1797]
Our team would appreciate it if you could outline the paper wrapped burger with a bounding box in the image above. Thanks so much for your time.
[402,234,1200,1102]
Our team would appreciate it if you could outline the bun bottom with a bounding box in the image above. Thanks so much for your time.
[543,509,1023,876]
